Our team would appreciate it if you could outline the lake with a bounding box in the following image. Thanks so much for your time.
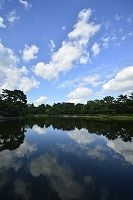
[0,117,133,200]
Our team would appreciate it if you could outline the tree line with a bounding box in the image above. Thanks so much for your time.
[0,89,133,117]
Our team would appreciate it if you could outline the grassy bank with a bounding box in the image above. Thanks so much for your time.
[85,114,133,120]
[32,114,133,121]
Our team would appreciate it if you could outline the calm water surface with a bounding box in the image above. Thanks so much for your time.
[0,118,133,200]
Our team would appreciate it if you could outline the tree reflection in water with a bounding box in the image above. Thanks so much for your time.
[0,118,133,153]
[0,117,133,200]
[29,117,133,142]
[0,120,26,151]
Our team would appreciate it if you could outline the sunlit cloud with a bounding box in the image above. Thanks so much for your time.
[18,76,40,92]
[21,44,39,62]
[0,42,40,92]
[83,74,102,87]
[91,42,100,57]
[67,86,92,104]
[34,96,48,106]
[102,66,133,93]
[79,51,90,64]
[33,8,101,80]
[58,73,102,90]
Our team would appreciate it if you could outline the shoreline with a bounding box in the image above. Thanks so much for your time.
[0,116,22,121]
[35,114,133,121]
[1,114,133,121]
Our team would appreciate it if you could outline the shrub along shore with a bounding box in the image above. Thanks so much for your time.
[28,114,133,121]
[1,113,133,121]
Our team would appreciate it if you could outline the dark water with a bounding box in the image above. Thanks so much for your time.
[0,117,133,200]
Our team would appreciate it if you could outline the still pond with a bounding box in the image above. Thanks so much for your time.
[0,117,133,200]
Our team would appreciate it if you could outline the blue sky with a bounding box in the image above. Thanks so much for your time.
[0,0,133,105]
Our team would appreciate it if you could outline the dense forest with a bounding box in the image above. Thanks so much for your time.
[0,89,133,117]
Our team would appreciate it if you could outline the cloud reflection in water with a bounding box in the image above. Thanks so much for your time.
[29,153,86,200]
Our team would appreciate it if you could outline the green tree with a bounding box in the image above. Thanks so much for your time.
[37,104,46,114]
[127,92,133,114]
[116,94,128,114]
[2,89,27,104]
[103,96,115,114]
[117,94,127,103]
[0,89,27,117]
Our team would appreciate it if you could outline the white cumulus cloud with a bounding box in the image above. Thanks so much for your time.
[91,42,100,57]
[0,42,40,92]
[83,74,102,86]
[33,8,101,80]
[18,77,40,92]
[102,66,133,93]
[21,44,39,62]
[67,86,92,104]
[34,96,48,106]
[79,51,90,64]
